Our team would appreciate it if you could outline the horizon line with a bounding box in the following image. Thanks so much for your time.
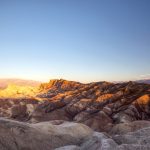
[0,77,149,84]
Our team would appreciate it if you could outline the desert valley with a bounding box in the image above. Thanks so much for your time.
[0,79,150,150]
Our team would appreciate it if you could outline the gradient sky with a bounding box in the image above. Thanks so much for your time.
[0,0,150,82]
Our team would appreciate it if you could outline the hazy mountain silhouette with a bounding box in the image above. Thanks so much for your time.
[136,79,150,84]
[0,78,41,89]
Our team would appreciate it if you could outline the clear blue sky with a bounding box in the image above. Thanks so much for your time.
[0,0,150,82]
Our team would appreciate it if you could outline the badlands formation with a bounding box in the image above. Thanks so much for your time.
[0,79,150,149]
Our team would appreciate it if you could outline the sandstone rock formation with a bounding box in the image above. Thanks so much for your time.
[31,80,150,132]
[0,79,150,133]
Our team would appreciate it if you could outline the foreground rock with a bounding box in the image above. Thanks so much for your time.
[0,118,150,150]
[113,127,150,150]
[110,120,150,135]
[55,145,80,150]
[0,118,93,150]
[81,132,118,150]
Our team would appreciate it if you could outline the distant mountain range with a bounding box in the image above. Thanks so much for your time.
[135,79,150,84]
[0,78,41,89]
[114,79,150,84]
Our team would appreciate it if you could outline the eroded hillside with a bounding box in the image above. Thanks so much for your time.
[0,79,150,133]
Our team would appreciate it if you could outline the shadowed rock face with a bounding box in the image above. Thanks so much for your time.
[110,120,150,135]
[0,79,150,132]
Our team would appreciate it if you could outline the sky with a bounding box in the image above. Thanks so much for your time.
[0,0,150,83]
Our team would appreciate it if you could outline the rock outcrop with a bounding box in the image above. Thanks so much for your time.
[0,118,150,150]
[0,79,150,133]
[110,120,150,135]
[30,80,150,132]
[0,118,93,150]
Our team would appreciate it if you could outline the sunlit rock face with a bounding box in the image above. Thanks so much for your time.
[29,80,150,132]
